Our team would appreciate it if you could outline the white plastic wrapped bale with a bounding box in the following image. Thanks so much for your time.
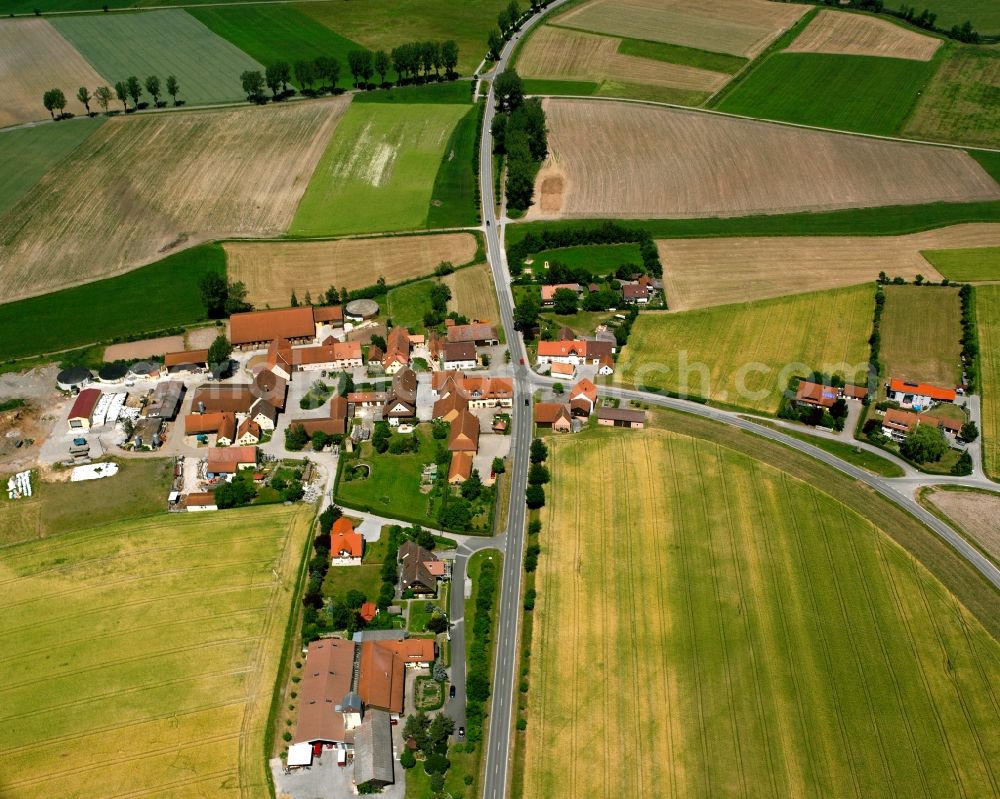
[7,470,32,499]
[90,393,112,427]
[105,393,127,424]
[71,462,120,482]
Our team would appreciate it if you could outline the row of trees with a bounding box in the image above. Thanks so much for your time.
[491,70,547,212]
[465,556,498,743]
[508,221,663,279]
[42,75,180,120]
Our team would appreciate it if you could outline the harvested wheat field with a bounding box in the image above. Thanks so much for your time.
[444,263,501,324]
[529,99,1000,220]
[517,26,729,93]
[659,223,1000,311]
[786,9,941,61]
[924,488,1000,565]
[0,19,108,128]
[0,98,348,304]
[554,0,807,57]
[227,232,477,308]
[525,421,1000,798]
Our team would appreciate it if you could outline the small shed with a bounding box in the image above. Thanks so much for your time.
[286,742,313,767]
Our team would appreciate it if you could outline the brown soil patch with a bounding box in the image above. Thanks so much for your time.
[0,97,349,304]
[535,165,566,215]
[518,25,728,92]
[0,19,108,128]
[925,488,1000,564]
[226,231,478,309]
[555,0,807,58]
[103,334,186,361]
[787,10,941,61]
[659,223,1000,311]
[528,99,1000,220]
[185,326,222,349]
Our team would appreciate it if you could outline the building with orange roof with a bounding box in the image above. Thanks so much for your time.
[382,327,412,374]
[359,602,378,623]
[448,451,474,483]
[294,638,358,745]
[536,338,614,367]
[236,417,261,446]
[881,408,962,443]
[569,378,598,414]
[230,307,317,348]
[207,446,257,477]
[331,517,364,565]
[534,402,572,432]
[449,410,480,453]
[888,378,957,408]
[550,361,575,379]
[434,391,469,423]
[358,641,405,714]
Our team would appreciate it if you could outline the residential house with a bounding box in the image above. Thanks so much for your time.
[164,349,209,374]
[349,391,390,409]
[881,408,962,443]
[448,451,474,483]
[597,407,646,428]
[433,390,469,423]
[67,388,101,431]
[398,541,444,595]
[795,380,839,409]
[331,517,364,565]
[206,446,257,477]
[887,378,957,409]
[842,384,869,401]
[229,307,317,349]
[250,401,279,431]
[540,283,582,307]
[236,418,261,446]
[622,282,653,305]
[534,402,573,432]
[446,323,499,346]
[442,341,478,371]
[597,355,615,376]
[382,327,412,374]
[385,368,417,422]
[550,361,575,380]
[449,410,480,452]
[216,414,237,446]
[289,340,364,372]
[433,371,513,409]
[536,338,614,368]
[569,378,598,416]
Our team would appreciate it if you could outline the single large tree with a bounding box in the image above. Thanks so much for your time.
[374,49,390,86]
[240,69,265,100]
[76,86,92,114]
[900,423,947,463]
[125,75,142,109]
[198,271,229,318]
[114,80,128,112]
[165,74,180,105]
[264,64,284,98]
[314,55,341,90]
[207,334,233,368]
[513,295,540,333]
[551,287,578,315]
[144,75,161,106]
[94,85,113,114]
[487,28,503,60]
[42,88,66,119]
[441,40,459,76]
[494,69,524,111]
[294,59,316,91]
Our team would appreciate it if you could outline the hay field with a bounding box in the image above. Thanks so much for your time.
[786,10,941,60]
[617,285,873,412]
[52,10,263,107]
[0,98,348,304]
[880,285,963,387]
[517,26,728,94]
[0,504,311,798]
[923,246,1000,281]
[0,19,108,128]
[524,425,1000,798]
[904,45,1000,148]
[290,102,469,236]
[658,223,1000,311]
[974,286,1000,478]
[924,488,1000,565]
[554,0,807,58]
[226,232,478,307]
[529,99,1000,220]
[444,263,501,323]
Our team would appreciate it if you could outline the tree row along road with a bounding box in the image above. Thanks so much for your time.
[477,4,1000,799]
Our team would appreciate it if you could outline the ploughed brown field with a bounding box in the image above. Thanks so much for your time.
[0,97,349,304]
[226,232,478,308]
[554,0,806,58]
[0,19,108,128]
[528,99,1000,220]
[786,9,941,61]
[517,26,729,93]
[659,223,1000,311]
[924,488,1000,565]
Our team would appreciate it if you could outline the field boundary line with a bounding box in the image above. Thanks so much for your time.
[527,93,1000,154]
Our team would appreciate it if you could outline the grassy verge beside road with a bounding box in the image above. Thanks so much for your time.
[748,419,906,477]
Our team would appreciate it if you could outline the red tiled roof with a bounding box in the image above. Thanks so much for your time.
[68,388,101,420]
[207,446,257,473]
[571,378,598,405]
[449,410,480,452]
[446,323,498,343]
[796,380,838,408]
[164,349,209,367]
[448,451,473,482]
[312,305,344,323]
[229,307,316,345]
[534,402,571,425]
[359,602,377,622]
[889,378,956,402]
[295,639,355,744]
[540,283,581,301]
[550,361,575,376]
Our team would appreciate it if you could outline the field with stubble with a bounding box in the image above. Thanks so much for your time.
[786,9,941,60]
[553,0,806,58]
[226,231,478,307]
[530,100,1000,220]
[443,263,501,324]
[880,285,963,387]
[0,504,311,798]
[524,423,1000,799]
[924,487,1000,565]
[658,223,1000,311]
[617,285,873,412]
[0,18,108,128]
[0,98,348,304]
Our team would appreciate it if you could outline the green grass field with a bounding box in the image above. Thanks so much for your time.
[922,246,1000,280]
[387,279,437,329]
[0,504,312,798]
[530,242,643,274]
[522,78,602,97]
[52,10,264,106]
[523,422,1000,797]
[975,285,1000,479]
[427,104,480,227]
[615,34,747,74]
[289,102,469,236]
[0,118,104,217]
[617,285,874,413]
[335,424,440,527]
[716,52,937,135]
[0,244,224,362]
[189,5,362,90]
[354,81,473,105]
[891,0,1000,33]
[904,44,1000,148]
[0,458,173,549]
[880,285,963,387]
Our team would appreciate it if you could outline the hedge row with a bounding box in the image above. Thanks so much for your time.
[465,558,499,743]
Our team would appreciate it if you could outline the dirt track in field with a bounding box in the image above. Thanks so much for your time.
[528,99,1000,221]
[787,10,941,61]
[0,19,108,128]
[0,97,349,304]
[925,489,1000,564]
[659,223,1000,311]
[226,232,478,308]
[555,0,807,58]
[518,25,728,92]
